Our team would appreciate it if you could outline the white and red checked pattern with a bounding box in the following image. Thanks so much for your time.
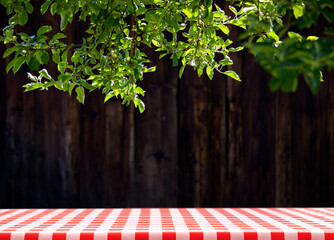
[0,208,334,240]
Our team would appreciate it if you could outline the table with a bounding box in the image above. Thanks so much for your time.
[0,208,333,240]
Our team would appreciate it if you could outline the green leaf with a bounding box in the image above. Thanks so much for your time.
[104,91,116,102]
[144,66,156,73]
[97,31,108,44]
[304,69,321,93]
[58,61,67,74]
[281,77,298,92]
[37,25,52,37]
[223,70,240,81]
[220,56,233,66]
[41,1,52,14]
[80,79,96,91]
[4,27,14,40]
[3,46,20,58]
[41,52,49,64]
[104,16,120,28]
[24,82,44,91]
[189,23,197,35]
[71,51,81,65]
[60,14,69,31]
[172,54,178,66]
[134,99,145,113]
[288,31,302,42]
[75,86,85,104]
[52,49,60,63]
[27,72,37,81]
[25,3,34,14]
[50,2,59,15]
[18,11,28,26]
[267,31,279,42]
[8,15,19,26]
[13,56,26,73]
[28,57,40,71]
[228,19,246,29]
[39,69,52,80]
[51,33,66,41]
[182,8,193,18]
[218,25,229,35]
[58,73,72,83]
[44,81,55,88]
[68,83,76,96]
[179,65,186,78]
[88,3,99,14]
[307,36,319,41]
[90,48,100,59]
[206,65,214,80]
[135,86,145,96]
[292,3,305,19]
[269,78,281,91]
[138,100,145,113]
[204,0,213,9]
[152,39,160,47]
[145,10,160,22]
[61,49,69,62]
[229,6,238,16]
[18,32,30,41]
[197,66,203,76]
[6,58,17,73]
[229,46,244,52]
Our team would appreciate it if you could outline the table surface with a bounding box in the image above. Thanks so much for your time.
[0,208,333,240]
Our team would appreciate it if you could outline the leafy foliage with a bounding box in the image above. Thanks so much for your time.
[0,0,334,111]
[239,0,334,93]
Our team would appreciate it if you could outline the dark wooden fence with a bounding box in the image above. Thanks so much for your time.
[1,3,334,208]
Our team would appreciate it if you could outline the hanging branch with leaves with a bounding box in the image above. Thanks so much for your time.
[1,0,334,112]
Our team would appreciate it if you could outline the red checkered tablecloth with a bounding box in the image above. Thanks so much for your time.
[0,208,333,240]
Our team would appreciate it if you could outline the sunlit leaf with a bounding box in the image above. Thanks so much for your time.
[75,86,85,104]
[223,70,240,81]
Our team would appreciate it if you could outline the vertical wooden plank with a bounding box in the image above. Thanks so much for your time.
[104,101,130,207]
[48,91,68,208]
[327,70,334,205]
[316,78,332,206]
[133,49,178,207]
[226,50,244,207]
[178,67,211,207]
[0,5,8,207]
[124,106,135,207]
[78,92,106,207]
[274,92,292,207]
[241,52,276,207]
[208,73,228,206]
[290,81,324,206]
[2,65,28,207]
[3,69,24,207]
[63,95,81,207]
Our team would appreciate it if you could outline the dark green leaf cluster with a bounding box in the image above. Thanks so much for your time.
[238,0,334,93]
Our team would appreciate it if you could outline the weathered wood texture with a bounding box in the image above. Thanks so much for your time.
[1,4,334,208]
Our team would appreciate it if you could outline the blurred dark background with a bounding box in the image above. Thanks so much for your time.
[1,2,334,209]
